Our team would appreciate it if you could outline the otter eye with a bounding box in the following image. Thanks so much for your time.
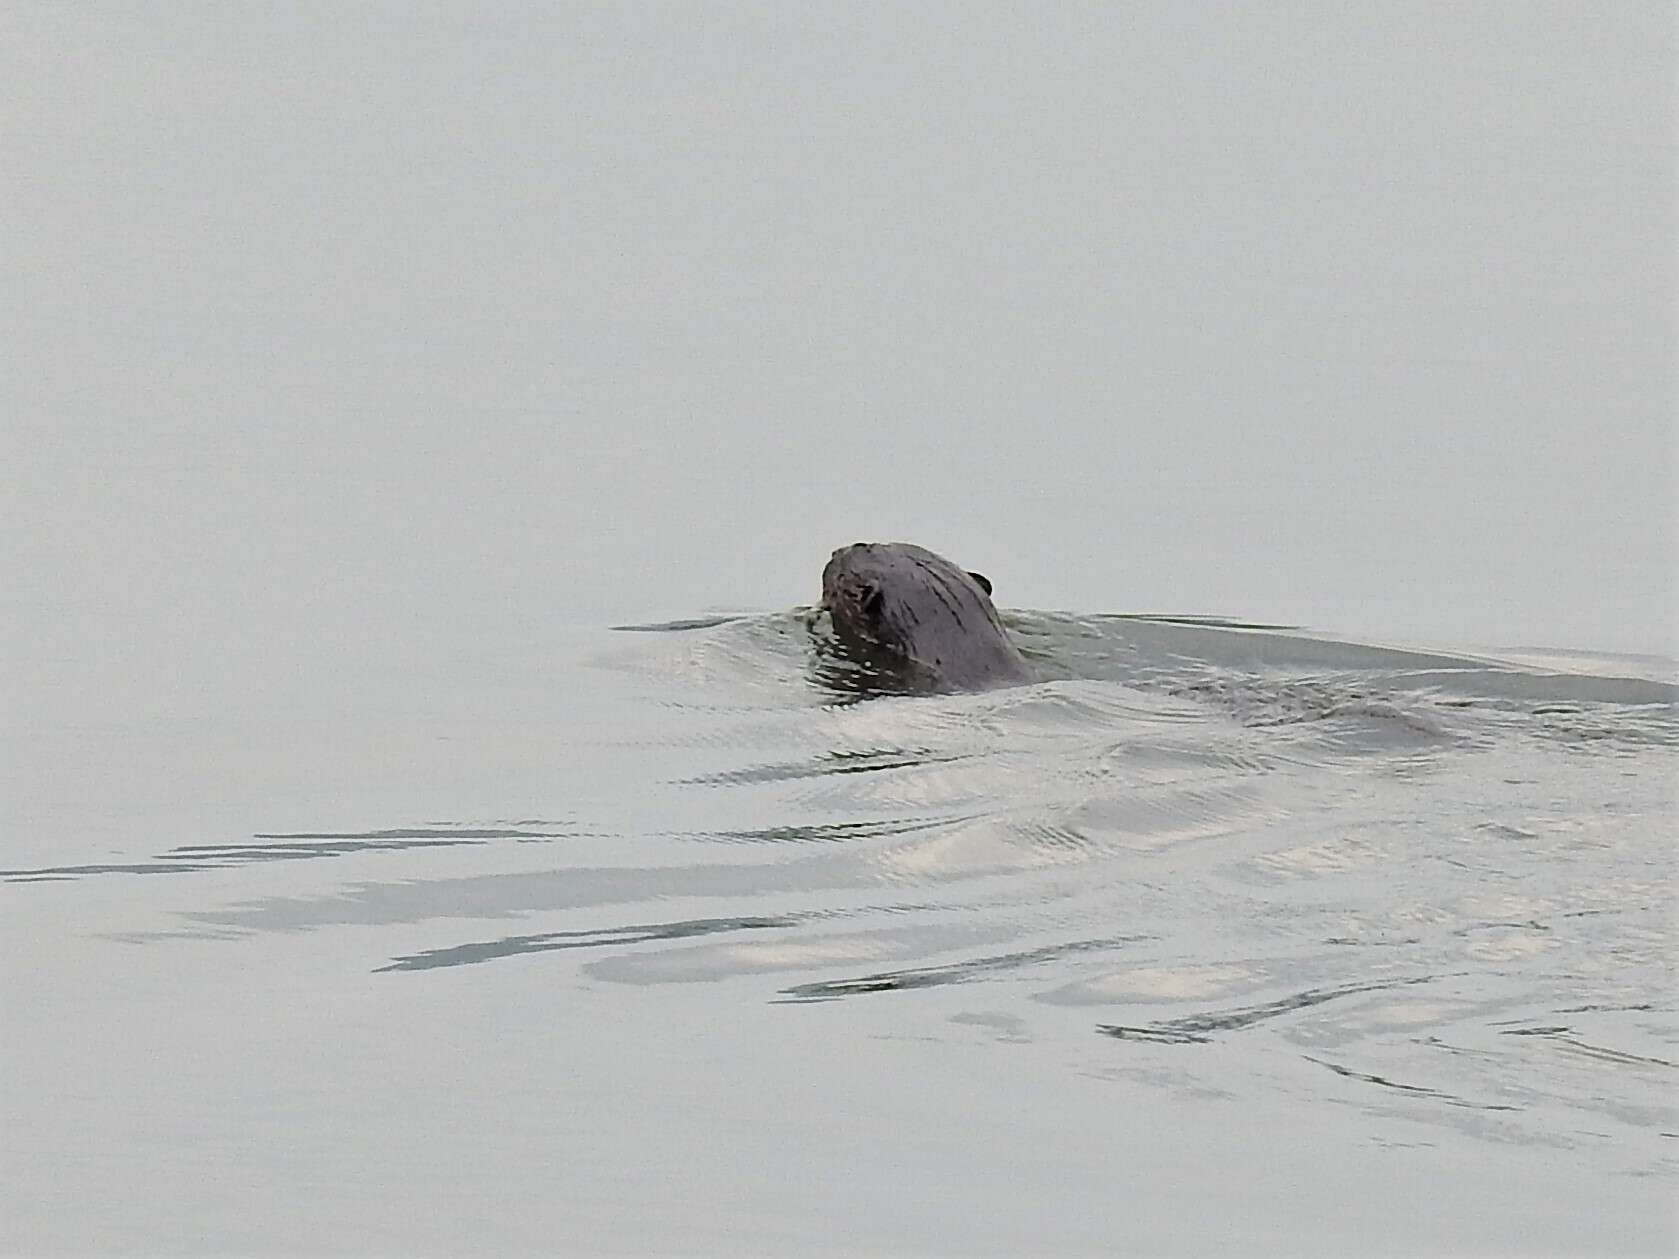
[968,571,993,597]
[861,585,885,617]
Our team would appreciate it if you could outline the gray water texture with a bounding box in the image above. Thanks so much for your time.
[4,613,1675,1255]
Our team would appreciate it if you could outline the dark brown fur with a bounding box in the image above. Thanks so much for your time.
[819,542,1030,692]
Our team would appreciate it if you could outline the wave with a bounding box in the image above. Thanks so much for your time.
[601,607,1679,714]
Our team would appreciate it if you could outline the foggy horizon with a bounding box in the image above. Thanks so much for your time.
[6,4,1675,692]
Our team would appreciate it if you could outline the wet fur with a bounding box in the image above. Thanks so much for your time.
[819,542,1030,692]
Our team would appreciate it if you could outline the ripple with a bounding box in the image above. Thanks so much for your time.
[1,826,566,883]
[778,935,1143,1002]
[377,915,796,973]
[1096,976,1443,1044]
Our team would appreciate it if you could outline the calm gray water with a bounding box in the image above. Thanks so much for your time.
[4,609,1674,1255]
[6,5,1673,1253]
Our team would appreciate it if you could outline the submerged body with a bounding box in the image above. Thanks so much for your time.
[819,542,1031,693]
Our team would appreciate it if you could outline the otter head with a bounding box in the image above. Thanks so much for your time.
[818,542,1024,692]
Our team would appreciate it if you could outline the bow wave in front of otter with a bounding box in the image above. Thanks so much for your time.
[818,541,1031,694]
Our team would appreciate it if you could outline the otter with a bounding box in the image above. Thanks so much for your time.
[818,542,1031,693]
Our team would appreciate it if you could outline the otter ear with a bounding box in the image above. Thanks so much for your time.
[861,585,886,617]
[968,571,993,597]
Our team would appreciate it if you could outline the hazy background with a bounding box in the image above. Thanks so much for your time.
[3,10,1677,1255]
[5,2,1675,726]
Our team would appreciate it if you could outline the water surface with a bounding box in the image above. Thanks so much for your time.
[4,612,1675,1255]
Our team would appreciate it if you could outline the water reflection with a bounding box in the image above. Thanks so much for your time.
[17,610,1673,1180]
[777,935,1143,1001]
[1301,1056,1520,1112]
[680,747,968,787]
[1096,976,1442,1044]
[0,826,566,882]
[378,915,796,973]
